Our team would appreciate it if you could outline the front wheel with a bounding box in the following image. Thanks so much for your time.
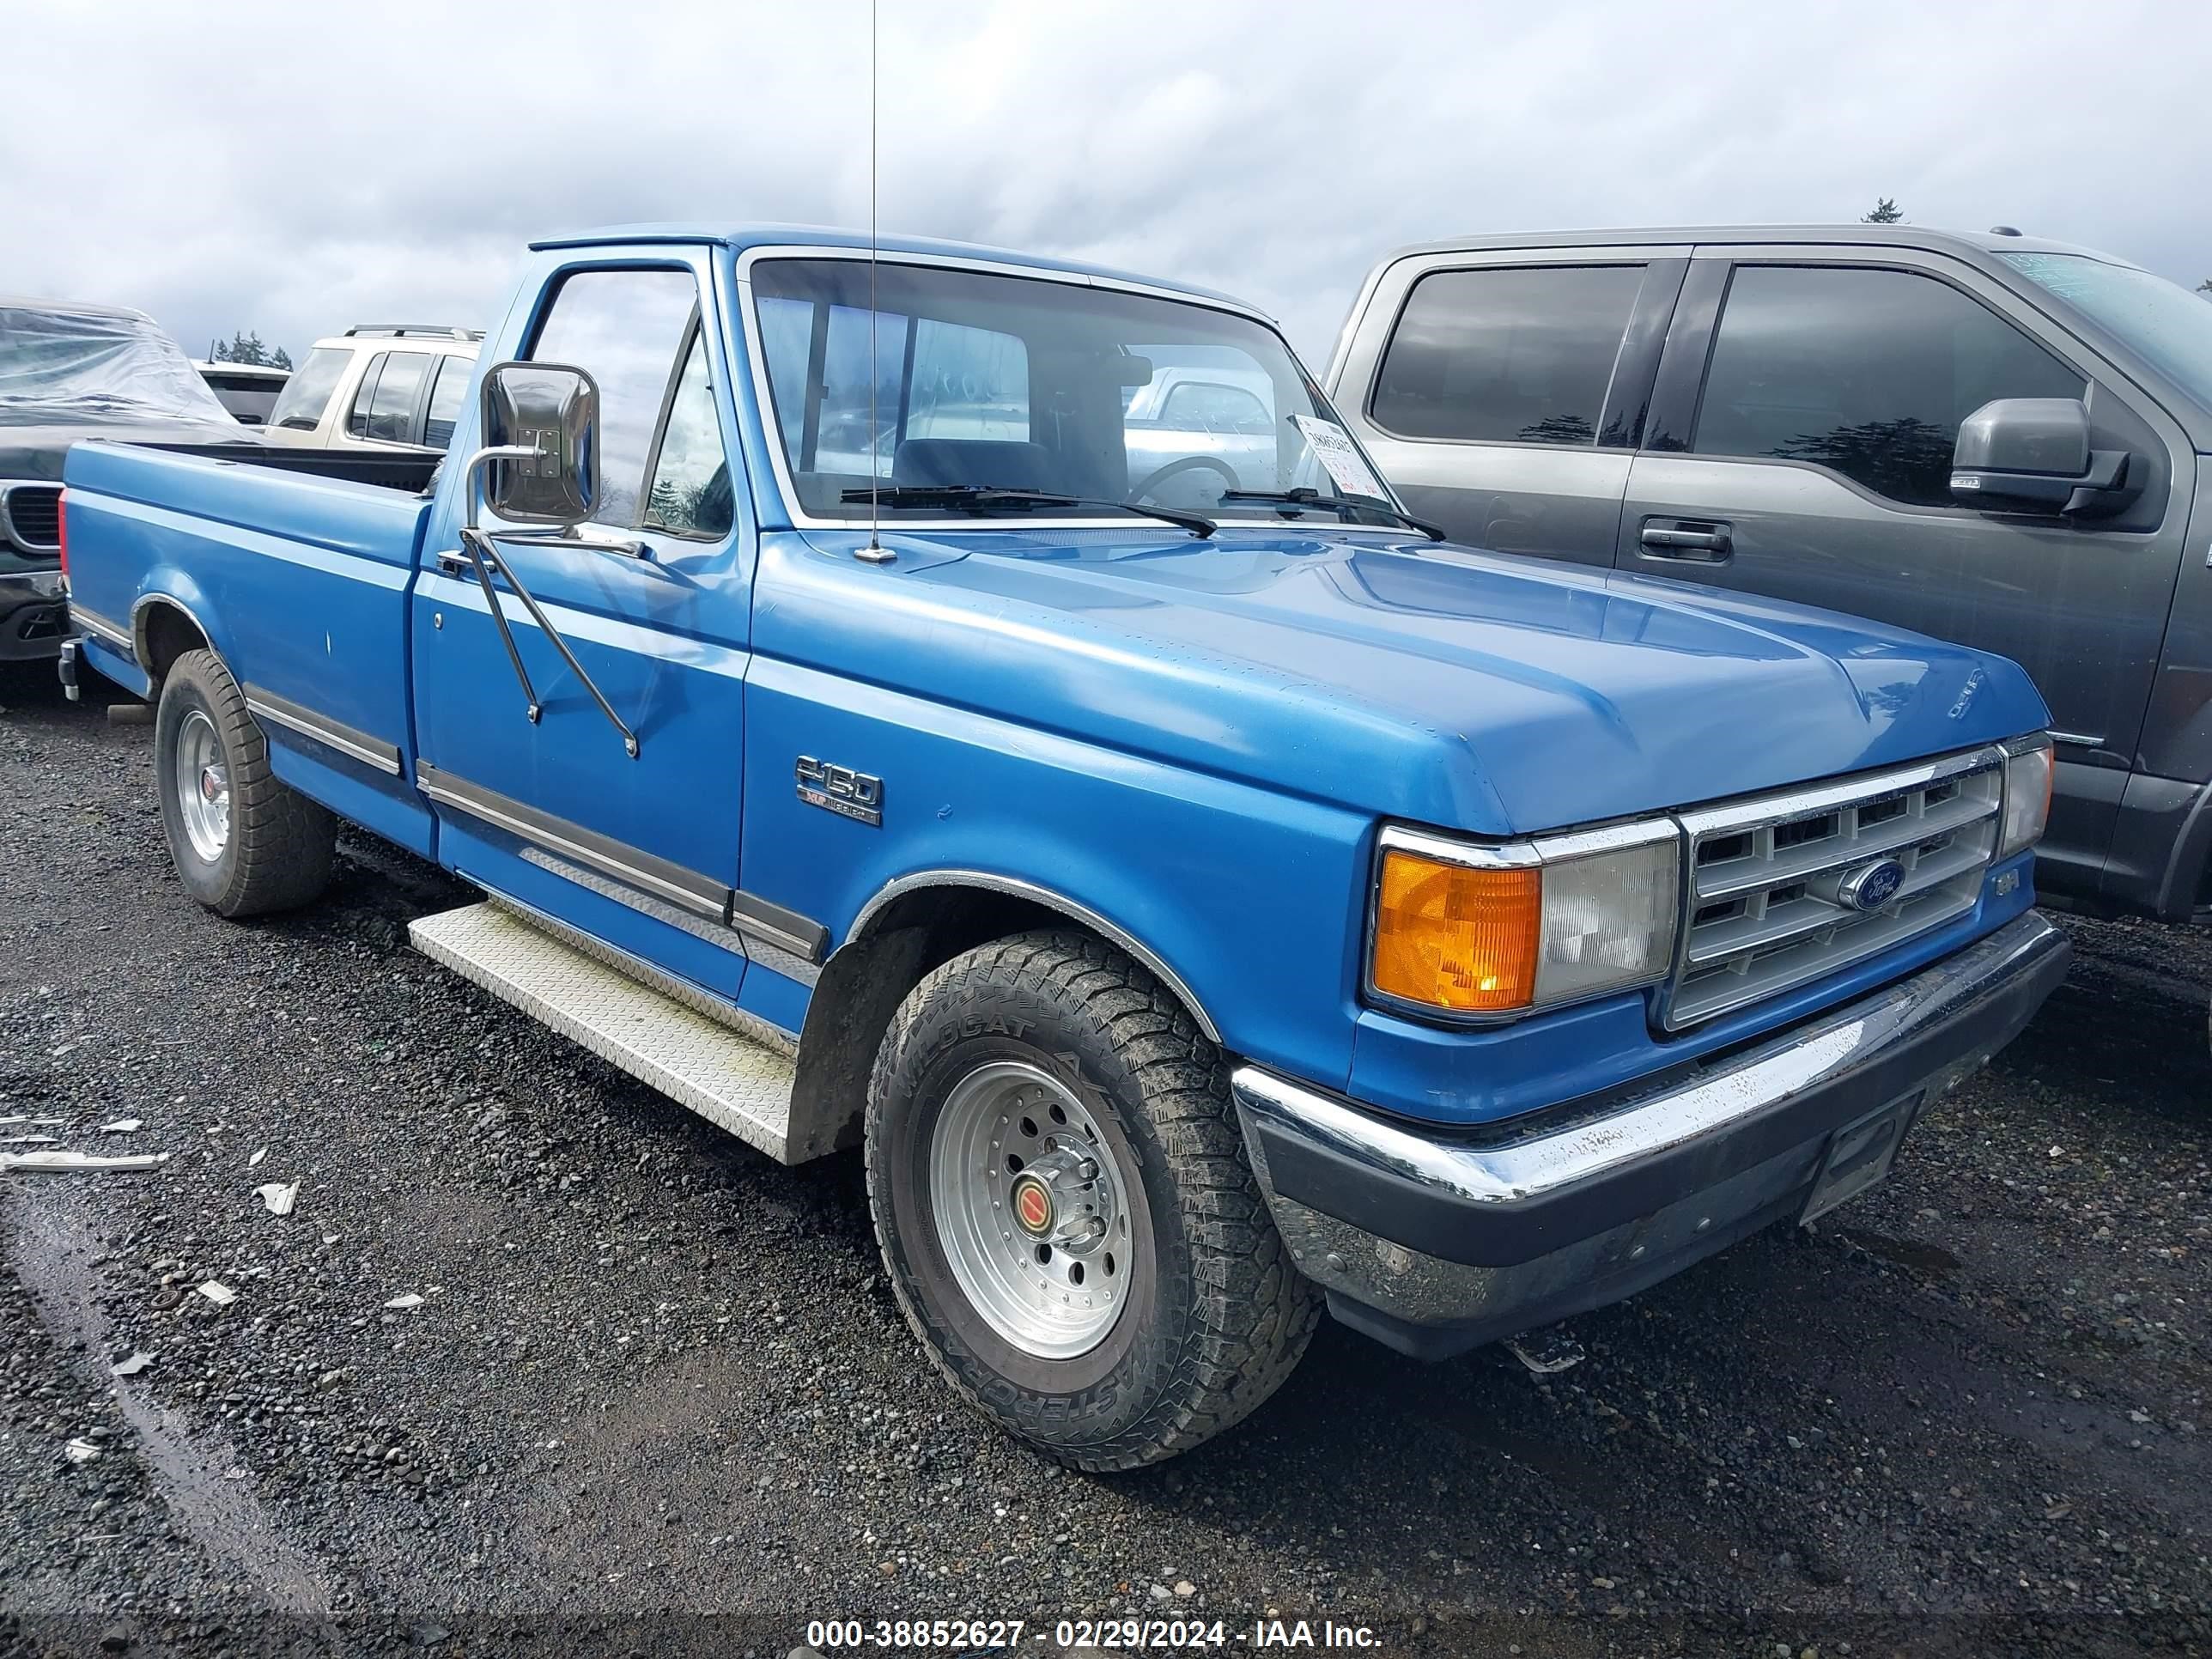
[866,931,1318,1470]
[155,649,336,917]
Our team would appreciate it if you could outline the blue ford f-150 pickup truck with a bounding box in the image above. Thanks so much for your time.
[58,224,2070,1469]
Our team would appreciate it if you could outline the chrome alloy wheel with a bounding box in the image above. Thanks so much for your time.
[175,708,231,864]
[928,1060,1133,1359]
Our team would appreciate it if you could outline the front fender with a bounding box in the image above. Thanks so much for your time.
[739,653,1371,1097]
[846,867,1228,1044]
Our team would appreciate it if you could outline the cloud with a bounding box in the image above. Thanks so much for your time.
[3,0,2207,364]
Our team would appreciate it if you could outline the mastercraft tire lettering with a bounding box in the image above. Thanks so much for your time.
[864,930,1319,1471]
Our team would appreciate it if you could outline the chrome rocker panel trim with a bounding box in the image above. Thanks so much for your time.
[68,602,134,653]
[243,683,404,776]
[416,759,730,921]
[416,760,830,963]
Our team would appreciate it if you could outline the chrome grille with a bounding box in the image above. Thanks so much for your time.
[1662,749,2005,1030]
[0,483,63,556]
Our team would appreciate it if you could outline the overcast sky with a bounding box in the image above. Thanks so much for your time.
[5,0,2207,367]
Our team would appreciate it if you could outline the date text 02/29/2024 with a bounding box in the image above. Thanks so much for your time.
[800,1617,1385,1650]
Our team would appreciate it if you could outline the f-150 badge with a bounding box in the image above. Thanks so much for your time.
[795,756,883,827]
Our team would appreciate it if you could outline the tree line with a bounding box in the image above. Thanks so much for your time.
[206,330,293,370]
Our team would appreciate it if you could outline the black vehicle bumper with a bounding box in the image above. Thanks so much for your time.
[1232,912,2070,1359]
[0,570,69,662]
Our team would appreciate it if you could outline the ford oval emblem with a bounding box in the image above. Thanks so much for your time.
[1838,857,1907,912]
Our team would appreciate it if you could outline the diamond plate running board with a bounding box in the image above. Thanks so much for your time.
[408,902,797,1163]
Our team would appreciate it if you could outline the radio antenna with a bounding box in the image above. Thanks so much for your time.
[859,0,889,562]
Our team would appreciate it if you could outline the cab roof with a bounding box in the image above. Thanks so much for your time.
[528,222,1262,316]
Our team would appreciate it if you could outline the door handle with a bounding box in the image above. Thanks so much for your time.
[1638,520,1733,561]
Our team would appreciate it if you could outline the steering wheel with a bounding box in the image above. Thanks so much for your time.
[1133,459,1237,511]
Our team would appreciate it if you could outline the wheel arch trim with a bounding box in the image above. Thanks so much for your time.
[129,586,220,678]
[844,869,1224,1045]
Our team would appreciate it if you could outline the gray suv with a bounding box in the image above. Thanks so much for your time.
[1327,226,2212,922]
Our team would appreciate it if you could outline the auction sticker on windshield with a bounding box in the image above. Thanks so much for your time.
[1292,415,1389,502]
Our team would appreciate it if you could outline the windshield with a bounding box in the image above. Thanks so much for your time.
[0,302,240,428]
[1998,252,2212,411]
[749,258,1398,525]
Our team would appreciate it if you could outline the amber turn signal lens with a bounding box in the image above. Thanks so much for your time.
[1371,849,1542,1013]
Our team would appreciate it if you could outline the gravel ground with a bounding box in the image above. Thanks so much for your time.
[3,662,2209,1659]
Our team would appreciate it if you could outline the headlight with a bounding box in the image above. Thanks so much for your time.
[1999,736,2055,860]
[1369,823,1679,1018]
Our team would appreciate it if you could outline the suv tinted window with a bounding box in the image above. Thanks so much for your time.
[1371,264,1644,446]
[349,350,431,444]
[1695,265,2084,507]
[422,355,472,449]
[266,345,348,432]
[530,269,700,526]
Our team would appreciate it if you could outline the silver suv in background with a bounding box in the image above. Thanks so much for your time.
[1327,225,2212,926]
[1122,361,1278,506]
[261,325,480,453]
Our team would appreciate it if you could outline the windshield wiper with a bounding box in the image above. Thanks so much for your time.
[840,484,1214,538]
[1219,487,1446,541]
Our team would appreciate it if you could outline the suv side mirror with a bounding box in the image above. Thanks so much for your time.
[1950,397,2137,517]
[477,361,600,526]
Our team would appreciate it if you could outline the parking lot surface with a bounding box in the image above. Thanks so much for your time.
[4,665,2209,1657]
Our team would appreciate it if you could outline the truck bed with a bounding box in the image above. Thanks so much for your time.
[139,441,441,494]
[63,435,440,854]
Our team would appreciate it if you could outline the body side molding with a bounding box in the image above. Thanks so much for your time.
[416,759,730,921]
[418,760,830,964]
[69,603,133,653]
[244,682,403,775]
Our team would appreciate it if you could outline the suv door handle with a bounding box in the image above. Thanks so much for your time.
[1638,519,1733,561]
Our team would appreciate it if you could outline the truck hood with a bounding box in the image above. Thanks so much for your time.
[0,423,259,481]
[783,526,2051,836]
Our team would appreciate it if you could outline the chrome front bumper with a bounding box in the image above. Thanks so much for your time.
[1232,911,2070,1358]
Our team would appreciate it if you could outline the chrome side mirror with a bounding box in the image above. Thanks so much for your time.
[477,361,600,526]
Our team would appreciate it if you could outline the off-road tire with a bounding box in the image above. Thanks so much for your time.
[155,649,336,917]
[866,929,1320,1470]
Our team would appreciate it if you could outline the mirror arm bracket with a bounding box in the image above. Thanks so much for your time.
[456,525,641,760]
[490,526,655,562]
[461,443,548,536]
[458,526,542,726]
[2063,449,2132,516]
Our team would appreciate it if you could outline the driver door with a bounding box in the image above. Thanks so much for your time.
[411,256,758,1000]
